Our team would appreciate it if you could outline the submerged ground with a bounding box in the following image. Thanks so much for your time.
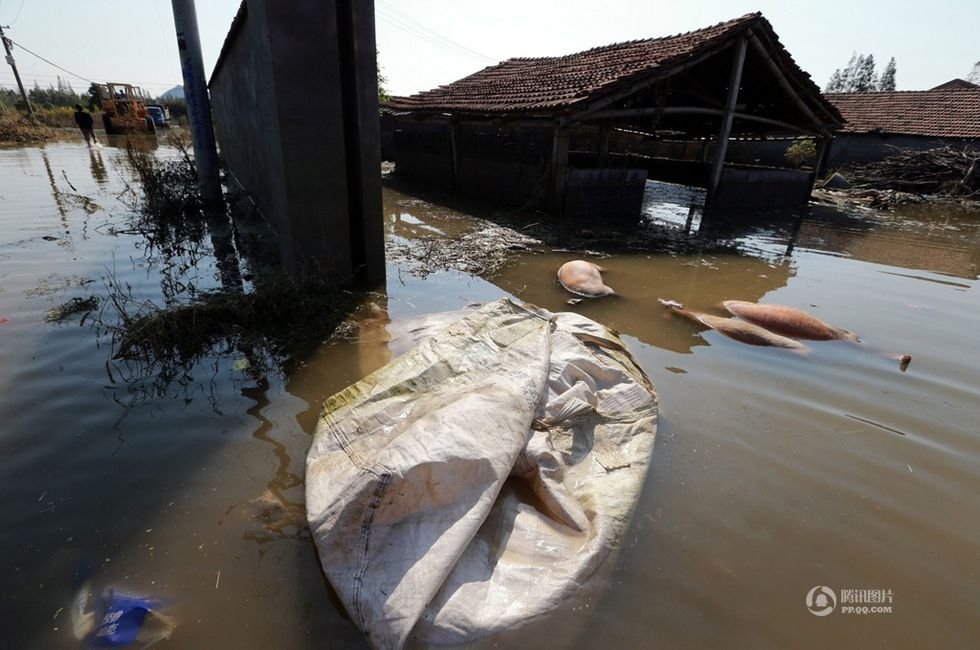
[1,137,978,648]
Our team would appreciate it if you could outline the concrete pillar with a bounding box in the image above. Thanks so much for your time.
[171,0,222,204]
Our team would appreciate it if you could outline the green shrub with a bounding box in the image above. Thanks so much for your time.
[785,139,817,168]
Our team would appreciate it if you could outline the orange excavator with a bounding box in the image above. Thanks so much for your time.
[98,82,156,135]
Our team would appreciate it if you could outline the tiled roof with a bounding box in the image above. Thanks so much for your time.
[387,12,830,120]
[827,90,980,138]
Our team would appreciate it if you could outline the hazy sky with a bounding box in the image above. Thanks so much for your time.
[1,0,976,99]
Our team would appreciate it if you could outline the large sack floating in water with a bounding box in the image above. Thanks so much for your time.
[306,299,658,649]
[722,300,859,341]
[557,260,615,297]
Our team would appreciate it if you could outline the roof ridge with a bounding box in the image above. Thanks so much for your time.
[500,12,760,64]
[827,88,980,96]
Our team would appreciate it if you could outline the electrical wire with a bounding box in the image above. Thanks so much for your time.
[376,2,496,63]
[9,0,25,25]
[6,37,93,83]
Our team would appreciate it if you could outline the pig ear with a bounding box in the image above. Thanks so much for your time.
[592,264,608,273]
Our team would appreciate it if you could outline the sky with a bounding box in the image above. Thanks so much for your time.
[1,0,977,99]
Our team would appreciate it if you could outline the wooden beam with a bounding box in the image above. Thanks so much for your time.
[598,122,610,167]
[582,105,819,135]
[707,36,747,207]
[813,135,829,180]
[550,124,570,215]
[449,121,459,191]
[746,29,833,137]
[572,40,738,121]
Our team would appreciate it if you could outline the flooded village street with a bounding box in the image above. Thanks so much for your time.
[1,137,978,648]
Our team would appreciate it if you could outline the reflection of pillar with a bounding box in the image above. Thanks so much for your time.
[357,294,392,378]
[204,204,243,291]
[784,212,804,256]
[706,36,747,208]
[40,151,68,220]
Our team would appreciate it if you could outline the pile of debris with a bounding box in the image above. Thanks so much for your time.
[387,219,540,278]
[844,146,979,199]
[0,110,53,144]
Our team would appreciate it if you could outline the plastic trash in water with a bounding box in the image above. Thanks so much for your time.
[72,582,175,648]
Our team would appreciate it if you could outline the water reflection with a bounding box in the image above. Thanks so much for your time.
[88,147,108,185]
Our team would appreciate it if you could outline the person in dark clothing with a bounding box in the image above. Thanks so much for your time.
[73,104,97,146]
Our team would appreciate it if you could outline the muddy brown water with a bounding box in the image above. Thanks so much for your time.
[1,138,978,649]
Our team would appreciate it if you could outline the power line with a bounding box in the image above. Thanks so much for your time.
[5,37,93,83]
[9,0,25,25]
[376,2,496,63]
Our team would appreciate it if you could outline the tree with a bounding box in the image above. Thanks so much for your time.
[854,54,877,92]
[879,57,897,91]
[825,53,896,92]
[377,50,390,103]
[825,53,860,92]
[87,82,102,110]
[968,61,980,84]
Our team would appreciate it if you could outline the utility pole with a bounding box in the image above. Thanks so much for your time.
[0,25,37,122]
[170,0,221,204]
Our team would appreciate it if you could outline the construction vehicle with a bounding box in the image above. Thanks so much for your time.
[98,82,156,135]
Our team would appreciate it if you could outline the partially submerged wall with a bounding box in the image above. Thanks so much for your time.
[210,0,384,284]
[827,134,980,167]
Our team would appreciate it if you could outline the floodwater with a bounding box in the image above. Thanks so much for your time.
[1,137,978,649]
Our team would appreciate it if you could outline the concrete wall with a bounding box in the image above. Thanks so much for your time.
[827,134,980,167]
[210,0,384,285]
[564,169,648,219]
[712,166,813,209]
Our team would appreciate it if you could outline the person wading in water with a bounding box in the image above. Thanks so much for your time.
[73,104,97,146]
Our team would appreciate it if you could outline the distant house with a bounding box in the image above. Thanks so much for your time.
[931,79,979,91]
[826,89,980,165]
[160,85,185,100]
[386,12,842,214]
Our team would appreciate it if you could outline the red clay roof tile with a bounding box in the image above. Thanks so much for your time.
[827,90,980,139]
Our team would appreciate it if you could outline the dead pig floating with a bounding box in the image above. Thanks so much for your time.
[557,260,615,298]
[721,300,860,341]
[659,298,912,370]
[658,299,806,350]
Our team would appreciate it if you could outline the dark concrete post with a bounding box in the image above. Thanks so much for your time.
[706,36,747,208]
[171,0,222,204]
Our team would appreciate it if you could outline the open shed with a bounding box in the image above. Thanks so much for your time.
[386,12,843,216]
